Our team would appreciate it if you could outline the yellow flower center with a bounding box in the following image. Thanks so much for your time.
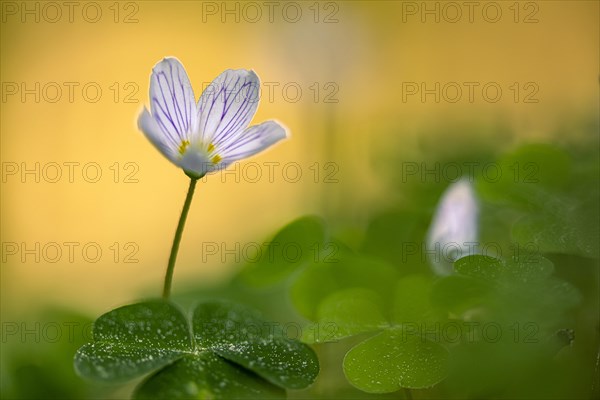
[207,142,221,164]
[178,140,221,164]
[178,140,190,155]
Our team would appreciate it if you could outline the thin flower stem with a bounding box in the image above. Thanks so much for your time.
[162,177,198,299]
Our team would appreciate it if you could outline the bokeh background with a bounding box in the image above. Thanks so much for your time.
[1,1,598,399]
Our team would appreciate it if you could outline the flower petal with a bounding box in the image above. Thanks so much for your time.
[216,121,287,166]
[138,107,178,163]
[197,69,260,146]
[426,179,479,276]
[149,57,197,146]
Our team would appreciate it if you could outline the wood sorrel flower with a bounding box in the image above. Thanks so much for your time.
[138,57,287,179]
[426,179,479,275]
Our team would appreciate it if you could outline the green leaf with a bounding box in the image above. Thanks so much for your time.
[511,198,599,258]
[290,254,398,320]
[452,255,581,329]
[74,301,193,383]
[454,254,554,283]
[473,143,598,259]
[291,266,450,392]
[134,354,284,400]
[519,277,582,326]
[237,216,327,287]
[192,301,319,389]
[361,210,429,271]
[503,255,554,282]
[454,255,504,281]
[75,300,319,397]
[343,329,449,391]
[307,288,388,343]
[476,144,571,209]
[2,309,112,400]
[391,275,436,324]
[431,275,493,315]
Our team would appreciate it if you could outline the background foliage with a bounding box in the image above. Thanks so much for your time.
[3,120,598,398]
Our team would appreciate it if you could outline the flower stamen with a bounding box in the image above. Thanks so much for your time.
[178,140,190,155]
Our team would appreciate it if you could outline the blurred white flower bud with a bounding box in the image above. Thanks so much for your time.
[426,179,479,275]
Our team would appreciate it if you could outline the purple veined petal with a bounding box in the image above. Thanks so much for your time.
[138,107,179,164]
[149,57,198,144]
[196,69,261,147]
[216,120,287,166]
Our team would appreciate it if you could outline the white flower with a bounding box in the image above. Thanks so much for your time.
[138,57,287,178]
[426,179,479,275]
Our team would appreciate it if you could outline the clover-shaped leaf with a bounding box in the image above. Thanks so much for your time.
[74,301,193,383]
[338,276,448,392]
[192,301,319,389]
[74,300,318,399]
[344,330,449,392]
[135,353,284,399]
[292,270,449,392]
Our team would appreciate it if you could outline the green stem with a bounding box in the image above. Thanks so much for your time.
[162,177,198,299]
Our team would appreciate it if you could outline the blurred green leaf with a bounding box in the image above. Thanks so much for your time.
[474,143,598,259]
[391,275,436,324]
[476,143,571,209]
[454,254,554,283]
[290,254,398,320]
[453,255,505,281]
[343,330,449,391]
[361,210,429,272]
[237,216,327,287]
[445,333,577,399]
[1,309,112,400]
[293,271,449,393]
[307,288,388,343]
[431,275,493,316]
[511,197,599,259]
[451,254,581,329]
